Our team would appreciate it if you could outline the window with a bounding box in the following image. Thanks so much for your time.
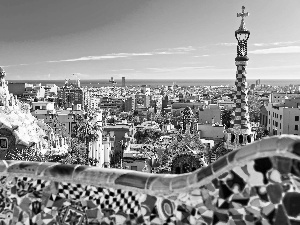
[131,166,137,171]
[280,123,281,129]
[296,116,299,121]
[0,138,8,149]
[295,125,299,131]
[280,115,282,120]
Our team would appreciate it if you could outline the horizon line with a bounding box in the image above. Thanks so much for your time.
[6,78,300,81]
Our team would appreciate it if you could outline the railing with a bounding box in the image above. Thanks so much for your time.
[0,135,300,224]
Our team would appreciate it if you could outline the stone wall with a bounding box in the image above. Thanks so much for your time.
[0,135,300,224]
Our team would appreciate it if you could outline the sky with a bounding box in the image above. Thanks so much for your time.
[1,0,300,80]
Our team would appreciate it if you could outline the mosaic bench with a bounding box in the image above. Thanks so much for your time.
[0,135,300,224]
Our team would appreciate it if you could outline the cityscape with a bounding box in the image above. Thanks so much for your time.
[0,1,300,224]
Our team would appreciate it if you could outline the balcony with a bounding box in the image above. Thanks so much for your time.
[0,135,300,224]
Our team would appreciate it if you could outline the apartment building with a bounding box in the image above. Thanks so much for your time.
[266,98,300,135]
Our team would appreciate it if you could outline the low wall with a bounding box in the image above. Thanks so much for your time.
[0,135,300,224]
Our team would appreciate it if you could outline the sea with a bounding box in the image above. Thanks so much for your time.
[7,79,300,88]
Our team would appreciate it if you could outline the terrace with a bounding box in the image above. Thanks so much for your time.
[0,135,299,224]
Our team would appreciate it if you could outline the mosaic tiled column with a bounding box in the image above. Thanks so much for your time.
[230,6,251,136]
[231,60,251,132]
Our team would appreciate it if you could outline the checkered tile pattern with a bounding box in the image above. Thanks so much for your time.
[32,179,51,191]
[57,183,141,215]
[231,62,250,132]
[100,189,141,215]
[58,182,85,199]
[18,177,51,192]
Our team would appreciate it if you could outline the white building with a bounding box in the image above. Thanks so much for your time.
[197,124,225,140]
[266,100,300,136]
[101,136,112,168]
[32,101,55,111]
[32,105,83,135]
[269,93,300,104]
[217,99,235,110]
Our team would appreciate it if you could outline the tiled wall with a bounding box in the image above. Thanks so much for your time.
[0,135,300,224]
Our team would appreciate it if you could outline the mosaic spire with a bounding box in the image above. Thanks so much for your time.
[231,6,251,134]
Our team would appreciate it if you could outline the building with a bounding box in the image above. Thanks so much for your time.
[100,97,124,111]
[103,124,133,165]
[133,94,150,110]
[217,99,235,110]
[122,144,151,172]
[197,124,225,140]
[124,97,133,112]
[31,101,55,111]
[260,105,268,128]
[198,104,221,124]
[57,86,84,109]
[171,102,206,116]
[7,82,29,97]
[122,77,126,87]
[44,84,58,98]
[266,99,300,136]
[83,87,102,110]
[141,85,150,95]
[162,95,170,112]
[32,106,84,136]
[101,136,113,168]
[23,84,45,100]
[269,92,300,104]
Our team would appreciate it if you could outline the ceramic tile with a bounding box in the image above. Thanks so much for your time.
[0,137,299,224]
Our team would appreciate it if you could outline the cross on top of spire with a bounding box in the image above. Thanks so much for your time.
[237,6,249,31]
[237,6,249,20]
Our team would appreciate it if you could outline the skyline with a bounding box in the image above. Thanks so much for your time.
[2,0,300,80]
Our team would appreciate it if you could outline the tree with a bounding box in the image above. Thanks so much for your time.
[72,110,102,164]
[221,109,233,128]
[134,129,164,144]
[248,94,262,123]
[256,127,269,139]
[155,131,207,174]
[146,111,155,121]
[62,138,88,165]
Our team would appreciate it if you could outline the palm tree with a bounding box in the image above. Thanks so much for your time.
[73,110,102,165]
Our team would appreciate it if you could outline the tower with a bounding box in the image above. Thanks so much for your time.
[0,67,7,88]
[0,67,10,106]
[122,77,125,87]
[228,6,254,147]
